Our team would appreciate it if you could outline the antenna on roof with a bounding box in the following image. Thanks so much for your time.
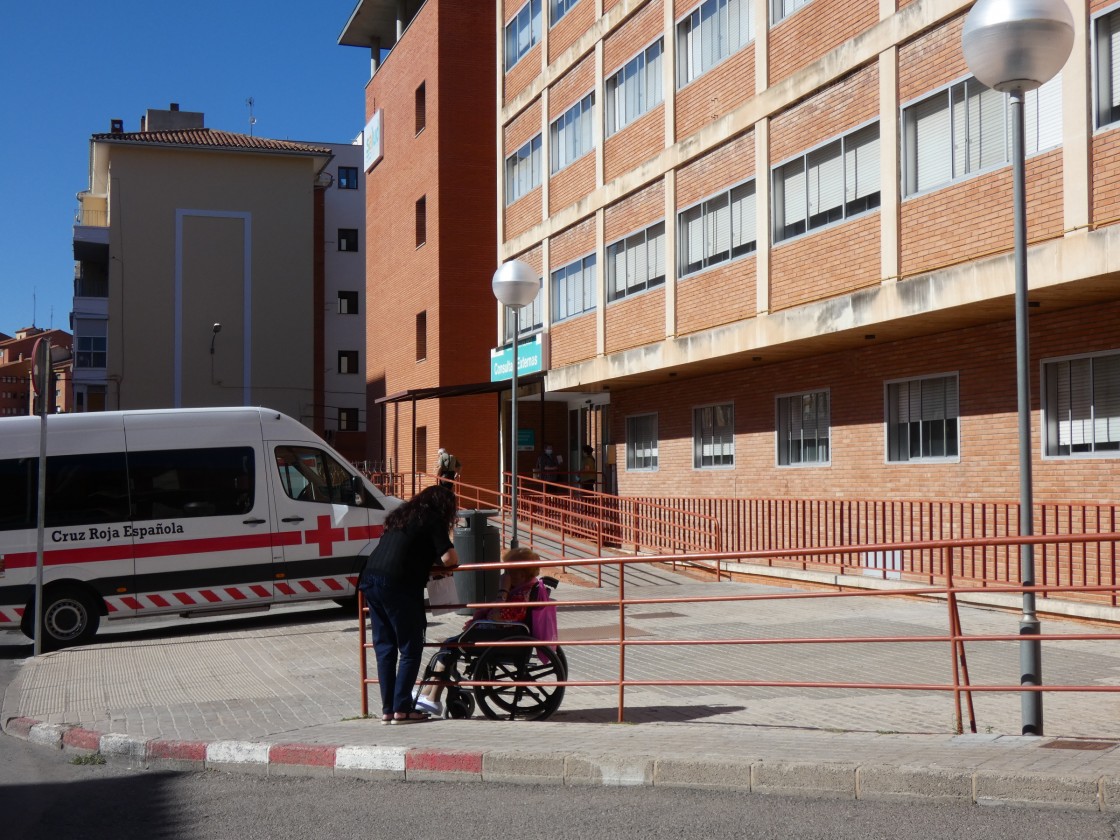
[246,97,257,136]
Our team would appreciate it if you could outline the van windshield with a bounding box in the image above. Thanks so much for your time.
[274,445,382,509]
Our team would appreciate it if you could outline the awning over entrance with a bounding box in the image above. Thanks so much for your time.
[374,373,544,405]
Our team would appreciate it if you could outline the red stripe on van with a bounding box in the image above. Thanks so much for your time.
[121,596,142,610]
[324,578,344,591]
[199,590,222,603]
[225,587,247,600]
[174,592,196,605]
[299,580,320,593]
[250,585,270,597]
[149,594,170,608]
[276,583,295,595]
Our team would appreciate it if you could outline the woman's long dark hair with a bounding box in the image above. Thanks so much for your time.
[385,484,457,533]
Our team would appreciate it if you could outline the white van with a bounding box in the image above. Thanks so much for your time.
[0,407,397,649]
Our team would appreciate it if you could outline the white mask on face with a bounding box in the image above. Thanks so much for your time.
[544,448,553,455]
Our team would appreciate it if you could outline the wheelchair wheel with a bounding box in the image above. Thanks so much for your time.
[470,636,567,721]
[444,688,476,720]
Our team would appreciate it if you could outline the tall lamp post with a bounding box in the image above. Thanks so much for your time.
[962,0,1073,736]
[492,260,542,549]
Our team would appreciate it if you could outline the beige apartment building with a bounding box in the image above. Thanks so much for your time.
[72,105,337,429]
[496,0,1120,506]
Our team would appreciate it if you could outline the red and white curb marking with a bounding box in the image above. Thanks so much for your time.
[3,718,481,779]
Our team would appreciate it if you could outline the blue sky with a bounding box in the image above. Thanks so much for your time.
[0,0,370,337]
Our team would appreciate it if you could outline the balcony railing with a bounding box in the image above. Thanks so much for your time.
[75,207,108,227]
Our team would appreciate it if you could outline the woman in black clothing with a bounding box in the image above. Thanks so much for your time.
[358,484,459,724]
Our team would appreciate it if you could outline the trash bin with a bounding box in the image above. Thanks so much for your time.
[453,509,501,615]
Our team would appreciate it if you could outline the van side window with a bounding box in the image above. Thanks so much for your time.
[47,453,131,527]
[0,458,34,531]
[274,445,383,509]
[127,447,255,520]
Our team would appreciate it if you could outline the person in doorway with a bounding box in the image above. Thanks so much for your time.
[436,447,460,490]
[357,484,459,724]
[579,445,597,493]
[535,443,563,492]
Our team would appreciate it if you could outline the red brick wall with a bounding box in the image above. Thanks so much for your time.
[550,153,596,214]
[366,0,499,485]
[549,0,597,62]
[504,99,544,240]
[609,300,1120,502]
[552,312,598,365]
[675,43,756,141]
[503,0,543,106]
[900,150,1064,278]
[550,216,596,265]
[898,15,968,104]
[550,53,595,116]
[771,213,880,310]
[769,0,878,84]
[676,255,757,335]
[1092,127,1120,227]
[606,287,666,353]
[605,179,664,240]
[605,0,663,71]
[770,64,879,164]
[676,131,753,206]
[604,105,665,183]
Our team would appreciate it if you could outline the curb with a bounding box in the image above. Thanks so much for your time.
[6,716,1120,810]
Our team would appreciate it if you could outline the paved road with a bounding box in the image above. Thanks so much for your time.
[6,570,1120,812]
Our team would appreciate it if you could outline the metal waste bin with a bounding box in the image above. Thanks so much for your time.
[453,509,501,615]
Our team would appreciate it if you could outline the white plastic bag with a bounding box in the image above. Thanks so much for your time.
[426,575,459,616]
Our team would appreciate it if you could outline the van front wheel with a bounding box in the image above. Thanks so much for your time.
[22,587,102,650]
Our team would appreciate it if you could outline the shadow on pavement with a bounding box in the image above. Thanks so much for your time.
[555,704,748,724]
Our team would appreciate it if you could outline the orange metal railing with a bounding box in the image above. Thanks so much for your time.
[357,531,1120,734]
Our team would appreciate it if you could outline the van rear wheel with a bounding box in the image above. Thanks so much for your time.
[22,587,101,650]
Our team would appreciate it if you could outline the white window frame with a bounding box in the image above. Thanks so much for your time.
[776,389,831,467]
[551,253,596,322]
[550,92,595,174]
[772,120,880,243]
[676,0,755,89]
[503,289,544,343]
[505,134,543,205]
[770,0,811,25]
[551,0,579,26]
[1042,349,1120,458]
[505,0,543,72]
[606,38,664,137]
[677,179,756,277]
[626,413,659,470]
[1094,7,1120,129]
[693,403,735,469]
[606,221,666,302]
[902,73,1063,197]
[884,373,960,464]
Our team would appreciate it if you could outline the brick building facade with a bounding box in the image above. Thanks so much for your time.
[497,0,1120,504]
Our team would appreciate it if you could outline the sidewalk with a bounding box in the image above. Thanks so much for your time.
[6,569,1120,810]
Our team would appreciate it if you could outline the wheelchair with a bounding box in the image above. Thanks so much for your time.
[419,579,567,721]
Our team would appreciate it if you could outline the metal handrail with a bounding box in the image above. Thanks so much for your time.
[357,530,1120,734]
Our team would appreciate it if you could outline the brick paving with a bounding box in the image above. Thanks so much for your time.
[6,567,1120,807]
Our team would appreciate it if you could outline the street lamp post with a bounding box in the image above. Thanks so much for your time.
[962,0,1073,736]
[492,260,542,549]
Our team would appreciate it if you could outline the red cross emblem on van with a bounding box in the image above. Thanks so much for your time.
[304,515,346,556]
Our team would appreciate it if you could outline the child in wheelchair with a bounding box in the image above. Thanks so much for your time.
[415,546,558,718]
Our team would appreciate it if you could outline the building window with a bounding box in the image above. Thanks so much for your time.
[1043,350,1120,457]
[551,0,578,25]
[886,374,959,462]
[416,311,427,361]
[75,320,107,369]
[771,0,811,25]
[505,0,542,71]
[694,403,734,468]
[504,289,543,342]
[777,390,830,466]
[505,135,542,205]
[606,39,664,137]
[626,413,659,470]
[550,93,595,174]
[606,221,666,302]
[676,0,754,88]
[338,351,359,374]
[338,166,359,189]
[551,254,596,322]
[415,196,427,247]
[339,407,359,432]
[338,228,359,252]
[1097,10,1120,127]
[415,82,426,134]
[338,291,359,315]
[773,122,880,243]
[903,75,1062,196]
[678,180,755,277]
[416,426,428,473]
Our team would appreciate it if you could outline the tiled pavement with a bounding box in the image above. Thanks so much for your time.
[6,566,1120,809]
